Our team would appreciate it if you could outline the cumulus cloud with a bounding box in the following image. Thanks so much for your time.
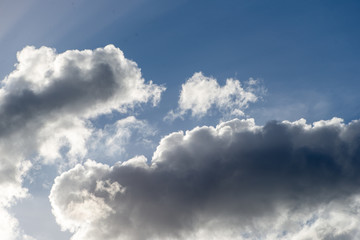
[0,45,165,239]
[50,117,360,240]
[165,72,264,120]
[0,44,164,168]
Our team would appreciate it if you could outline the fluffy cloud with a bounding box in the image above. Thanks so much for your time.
[0,45,165,239]
[50,117,360,240]
[165,72,263,120]
[0,44,164,167]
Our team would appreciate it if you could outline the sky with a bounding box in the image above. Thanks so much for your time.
[1,0,360,239]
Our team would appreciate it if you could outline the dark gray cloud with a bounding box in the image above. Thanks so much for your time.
[50,118,360,240]
[0,62,115,136]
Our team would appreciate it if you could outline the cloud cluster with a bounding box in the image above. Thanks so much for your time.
[166,72,263,120]
[50,117,360,240]
[0,45,164,239]
[0,44,164,164]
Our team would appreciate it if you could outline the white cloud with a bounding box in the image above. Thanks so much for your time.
[0,207,23,240]
[49,160,124,239]
[0,207,37,240]
[0,45,165,239]
[50,117,360,240]
[165,72,263,120]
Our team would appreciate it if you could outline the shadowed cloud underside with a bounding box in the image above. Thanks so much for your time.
[50,118,360,240]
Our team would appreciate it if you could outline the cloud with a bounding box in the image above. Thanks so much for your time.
[0,45,165,239]
[0,207,27,240]
[165,72,264,120]
[0,45,164,166]
[88,116,156,162]
[50,117,360,240]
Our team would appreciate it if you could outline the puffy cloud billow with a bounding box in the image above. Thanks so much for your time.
[0,45,164,239]
[50,117,360,240]
[165,72,264,120]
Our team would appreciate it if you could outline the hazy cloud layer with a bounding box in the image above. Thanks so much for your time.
[50,117,360,240]
[88,116,156,162]
[0,45,165,239]
[166,72,263,120]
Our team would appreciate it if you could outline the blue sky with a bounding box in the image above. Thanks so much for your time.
[1,1,360,240]
[2,0,360,125]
